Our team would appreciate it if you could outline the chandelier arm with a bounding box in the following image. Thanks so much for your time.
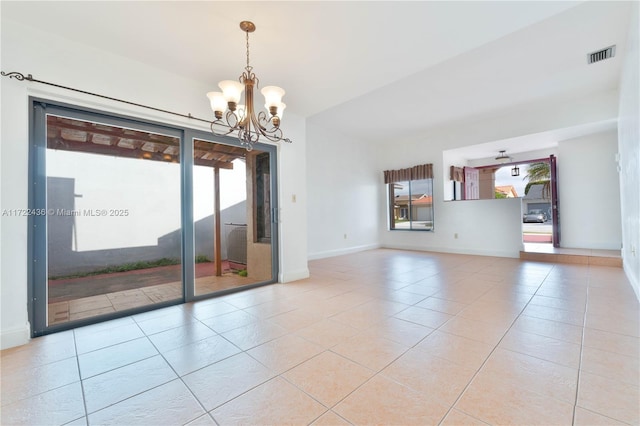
[224,109,242,129]
[258,112,278,135]
[260,129,284,143]
[210,120,236,137]
[238,128,259,149]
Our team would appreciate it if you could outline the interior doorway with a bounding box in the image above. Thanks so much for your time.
[493,157,557,246]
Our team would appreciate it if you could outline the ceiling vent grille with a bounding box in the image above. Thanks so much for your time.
[588,45,616,64]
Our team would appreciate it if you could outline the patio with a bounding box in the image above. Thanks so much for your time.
[48,263,260,326]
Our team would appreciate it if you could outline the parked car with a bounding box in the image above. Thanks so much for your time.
[523,210,547,223]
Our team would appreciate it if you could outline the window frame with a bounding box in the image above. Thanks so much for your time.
[388,177,434,232]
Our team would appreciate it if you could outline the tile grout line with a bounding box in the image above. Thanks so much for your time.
[571,268,591,425]
[269,313,425,424]
[436,263,557,425]
[78,320,183,420]
[72,328,90,426]
[132,314,223,426]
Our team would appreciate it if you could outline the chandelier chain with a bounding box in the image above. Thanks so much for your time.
[245,29,252,73]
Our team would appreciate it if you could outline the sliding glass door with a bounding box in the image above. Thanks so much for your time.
[191,138,277,297]
[30,100,278,336]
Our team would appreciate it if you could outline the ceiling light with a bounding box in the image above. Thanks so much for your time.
[207,21,290,151]
[511,165,520,176]
[495,150,511,163]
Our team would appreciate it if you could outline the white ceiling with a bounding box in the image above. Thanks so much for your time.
[2,1,632,154]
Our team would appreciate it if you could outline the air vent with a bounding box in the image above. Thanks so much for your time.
[588,45,616,64]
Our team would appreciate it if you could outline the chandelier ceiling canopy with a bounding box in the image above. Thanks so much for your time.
[207,21,291,151]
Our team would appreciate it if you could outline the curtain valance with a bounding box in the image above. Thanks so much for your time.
[384,163,433,184]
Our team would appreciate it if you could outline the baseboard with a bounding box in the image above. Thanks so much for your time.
[381,243,520,259]
[308,243,381,261]
[279,268,310,283]
[1,322,31,350]
[623,262,640,302]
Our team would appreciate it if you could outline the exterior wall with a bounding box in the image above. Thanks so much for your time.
[0,20,308,349]
[45,176,247,276]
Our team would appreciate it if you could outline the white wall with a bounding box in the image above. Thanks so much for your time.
[618,1,640,299]
[377,91,619,258]
[277,111,309,282]
[385,197,523,258]
[306,122,380,259]
[0,20,308,348]
[557,131,622,249]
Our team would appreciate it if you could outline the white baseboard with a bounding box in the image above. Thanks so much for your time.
[381,243,520,259]
[1,322,31,350]
[279,268,310,283]
[623,262,640,302]
[308,243,381,261]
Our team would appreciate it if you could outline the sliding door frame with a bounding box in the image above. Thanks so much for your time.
[28,98,279,336]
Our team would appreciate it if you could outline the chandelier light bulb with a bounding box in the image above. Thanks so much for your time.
[264,102,286,120]
[206,92,227,117]
[261,86,285,108]
[218,80,244,105]
[277,102,286,119]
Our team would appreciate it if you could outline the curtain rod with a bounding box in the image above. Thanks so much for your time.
[1,71,213,125]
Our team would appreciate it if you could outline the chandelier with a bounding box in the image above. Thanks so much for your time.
[207,21,290,151]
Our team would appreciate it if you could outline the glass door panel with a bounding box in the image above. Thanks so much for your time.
[46,114,182,326]
[193,139,273,296]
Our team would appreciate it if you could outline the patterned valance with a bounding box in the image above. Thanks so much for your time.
[384,163,433,184]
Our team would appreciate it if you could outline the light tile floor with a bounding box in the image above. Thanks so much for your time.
[1,249,639,425]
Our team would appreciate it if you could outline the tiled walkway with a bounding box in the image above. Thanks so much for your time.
[48,274,260,325]
[2,249,639,425]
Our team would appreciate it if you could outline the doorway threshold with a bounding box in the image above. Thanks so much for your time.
[520,243,622,267]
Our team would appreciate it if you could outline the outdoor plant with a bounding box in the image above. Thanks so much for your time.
[524,162,551,198]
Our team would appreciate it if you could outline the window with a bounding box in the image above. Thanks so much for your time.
[384,164,434,231]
